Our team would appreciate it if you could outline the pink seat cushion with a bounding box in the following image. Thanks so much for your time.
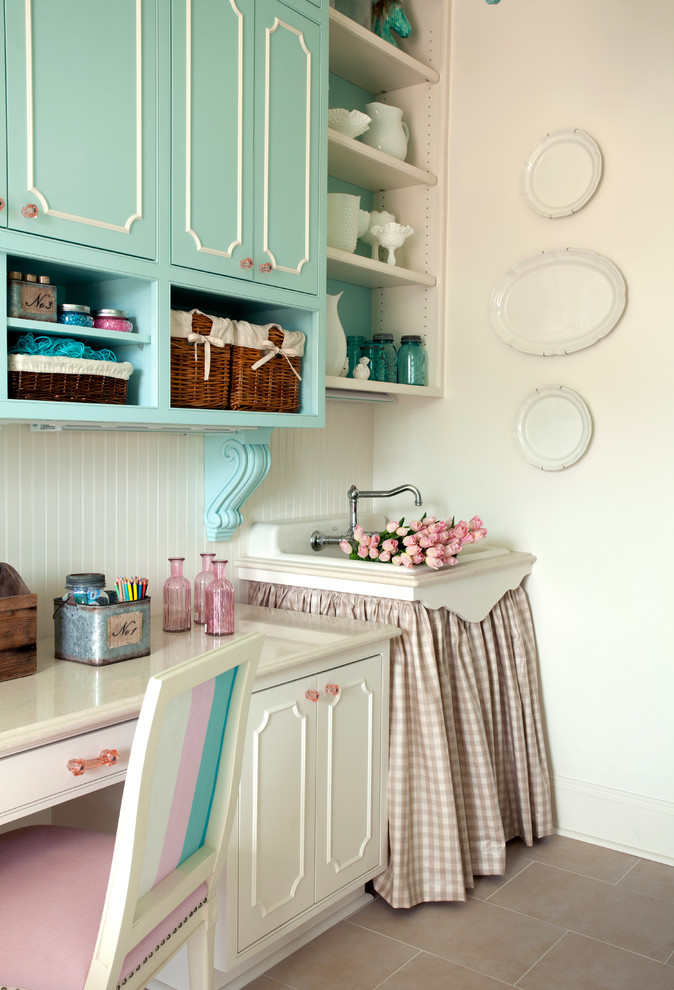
[0,825,208,990]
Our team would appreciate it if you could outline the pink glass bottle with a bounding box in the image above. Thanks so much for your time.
[205,559,234,636]
[193,552,216,624]
[163,557,191,632]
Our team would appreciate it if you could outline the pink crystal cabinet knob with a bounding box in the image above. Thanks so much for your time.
[67,749,119,776]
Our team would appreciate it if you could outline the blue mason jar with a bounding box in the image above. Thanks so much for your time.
[361,340,385,381]
[57,304,94,328]
[372,333,397,383]
[346,335,367,377]
[397,335,426,386]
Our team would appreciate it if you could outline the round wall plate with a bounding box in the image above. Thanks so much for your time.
[522,129,602,218]
[513,385,592,470]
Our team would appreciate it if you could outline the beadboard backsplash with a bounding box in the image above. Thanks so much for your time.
[0,403,374,636]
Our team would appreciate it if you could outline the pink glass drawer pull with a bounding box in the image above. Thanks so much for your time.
[0,198,5,210]
[259,262,273,273]
[67,749,119,776]
[325,683,340,696]
[305,689,320,703]
[21,203,39,219]
[240,257,254,269]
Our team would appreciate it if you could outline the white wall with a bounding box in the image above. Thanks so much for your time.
[373,0,674,859]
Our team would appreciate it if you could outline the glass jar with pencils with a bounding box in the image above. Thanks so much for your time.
[114,575,148,602]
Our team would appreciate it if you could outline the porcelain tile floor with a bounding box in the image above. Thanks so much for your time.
[243,835,674,990]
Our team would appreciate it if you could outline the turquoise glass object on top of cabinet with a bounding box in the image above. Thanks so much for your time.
[4,0,157,260]
[171,0,323,295]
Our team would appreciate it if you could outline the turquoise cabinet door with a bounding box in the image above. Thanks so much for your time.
[254,0,321,295]
[171,0,255,281]
[0,6,6,230]
[171,0,323,296]
[4,0,156,259]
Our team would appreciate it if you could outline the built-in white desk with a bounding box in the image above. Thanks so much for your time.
[0,604,399,827]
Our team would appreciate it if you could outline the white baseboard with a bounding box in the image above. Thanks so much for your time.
[552,774,674,866]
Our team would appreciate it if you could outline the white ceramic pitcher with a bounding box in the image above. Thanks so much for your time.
[360,102,409,161]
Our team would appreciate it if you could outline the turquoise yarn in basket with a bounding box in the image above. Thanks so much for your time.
[8,333,118,363]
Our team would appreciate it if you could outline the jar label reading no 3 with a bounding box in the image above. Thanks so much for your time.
[21,284,55,314]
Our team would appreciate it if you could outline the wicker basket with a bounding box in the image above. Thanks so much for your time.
[170,311,231,409]
[8,354,132,405]
[229,325,302,413]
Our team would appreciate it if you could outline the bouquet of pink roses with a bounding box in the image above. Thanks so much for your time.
[339,514,487,569]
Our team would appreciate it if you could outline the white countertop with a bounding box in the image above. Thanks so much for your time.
[0,605,400,759]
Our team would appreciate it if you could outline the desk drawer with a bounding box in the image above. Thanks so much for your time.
[0,720,137,825]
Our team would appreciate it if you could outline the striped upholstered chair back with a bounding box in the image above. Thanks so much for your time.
[0,632,262,990]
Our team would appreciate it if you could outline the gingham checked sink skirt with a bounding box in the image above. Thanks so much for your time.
[247,583,553,909]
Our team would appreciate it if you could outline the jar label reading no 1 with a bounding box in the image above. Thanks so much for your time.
[108,611,143,648]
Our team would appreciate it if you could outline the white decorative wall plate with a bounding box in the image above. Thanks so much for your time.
[489,248,626,355]
[522,129,602,217]
[513,385,592,470]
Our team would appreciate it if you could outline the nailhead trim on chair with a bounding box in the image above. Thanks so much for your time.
[0,899,209,990]
[115,897,207,990]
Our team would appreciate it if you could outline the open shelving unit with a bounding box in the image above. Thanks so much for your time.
[325,4,448,400]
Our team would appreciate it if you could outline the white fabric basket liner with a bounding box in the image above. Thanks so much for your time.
[170,309,305,355]
[8,353,134,380]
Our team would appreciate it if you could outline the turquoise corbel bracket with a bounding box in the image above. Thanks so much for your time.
[203,429,273,541]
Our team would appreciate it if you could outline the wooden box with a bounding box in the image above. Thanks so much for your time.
[0,563,38,682]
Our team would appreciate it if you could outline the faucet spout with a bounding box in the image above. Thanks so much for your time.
[347,483,422,536]
[310,483,423,552]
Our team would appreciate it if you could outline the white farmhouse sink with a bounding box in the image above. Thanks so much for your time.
[236,515,536,622]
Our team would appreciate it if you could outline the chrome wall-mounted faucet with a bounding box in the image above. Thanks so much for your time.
[310,483,423,551]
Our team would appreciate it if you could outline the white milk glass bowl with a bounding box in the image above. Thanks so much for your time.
[328,108,372,139]
[327,193,361,253]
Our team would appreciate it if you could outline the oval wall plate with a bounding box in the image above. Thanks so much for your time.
[513,385,592,470]
[522,129,602,218]
[489,248,626,356]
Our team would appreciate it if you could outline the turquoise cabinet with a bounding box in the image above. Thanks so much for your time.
[0,0,327,433]
[0,8,6,230]
[3,0,157,259]
[171,0,322,295]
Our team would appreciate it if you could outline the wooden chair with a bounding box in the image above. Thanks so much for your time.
[0,632,262,990]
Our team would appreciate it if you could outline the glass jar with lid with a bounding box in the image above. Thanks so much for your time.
[372,333,397,383]
[64,572,109,605]
[397,335,426,386]
[93,309,133,333]
[346,335,367,377]
[58,304,94,328]
[361,340,385,381]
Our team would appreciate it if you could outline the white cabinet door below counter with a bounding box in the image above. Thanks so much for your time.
[237,675,317,951]
[236,654,385,952]
[314,654,383,902]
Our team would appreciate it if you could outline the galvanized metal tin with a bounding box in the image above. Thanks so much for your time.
[53,597,151,665]
[8,277,58,322]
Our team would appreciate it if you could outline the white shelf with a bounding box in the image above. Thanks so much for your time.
[327,130,437,191]
[327,247,435,288]
[7,317,152,347]
[329,9,439,92]
[326,376,442,398]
